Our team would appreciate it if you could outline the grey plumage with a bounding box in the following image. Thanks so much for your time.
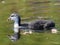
[28,20,55,30]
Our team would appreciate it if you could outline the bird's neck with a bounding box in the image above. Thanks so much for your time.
[14,21,18,24]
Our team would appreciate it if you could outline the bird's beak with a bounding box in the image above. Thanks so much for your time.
[7,17,10,21]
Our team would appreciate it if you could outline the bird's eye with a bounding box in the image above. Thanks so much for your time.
[11,15,14,17]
